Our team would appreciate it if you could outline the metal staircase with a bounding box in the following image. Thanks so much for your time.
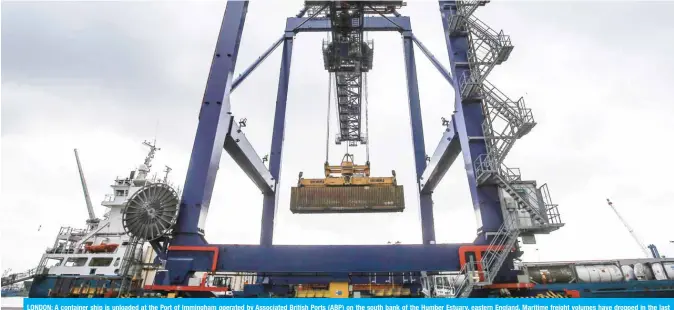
[449,2,513,98]
[1,267,39,287]
[117,236,142,296]
[444,0,563,298]
[481,80,536,164]
[452,214,520,297]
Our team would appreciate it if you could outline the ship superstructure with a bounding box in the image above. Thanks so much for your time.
[1,140,181,298]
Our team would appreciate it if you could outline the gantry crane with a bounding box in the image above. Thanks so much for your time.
[127,0,565,298]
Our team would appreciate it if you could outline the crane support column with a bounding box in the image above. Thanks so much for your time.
[173,1,249,246]
[261,31,295,247]
[438,1,503,241]
[402,31,435,244]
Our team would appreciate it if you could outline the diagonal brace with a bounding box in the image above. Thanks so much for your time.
[224,116,275,195]
[420,115,460,194]
[231,36,285,92]
[411,34,454,87]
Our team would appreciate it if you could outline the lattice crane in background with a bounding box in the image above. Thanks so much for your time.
[606,198,660,259]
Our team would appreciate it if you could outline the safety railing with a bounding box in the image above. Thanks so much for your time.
[540,183,563,226]
[451,211,520,297]
[457,0,488,20]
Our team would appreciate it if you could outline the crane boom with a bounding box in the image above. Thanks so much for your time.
[74,148,96,221]
[606,198,651,258]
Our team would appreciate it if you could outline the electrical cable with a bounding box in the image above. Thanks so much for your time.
[363,32,371,163]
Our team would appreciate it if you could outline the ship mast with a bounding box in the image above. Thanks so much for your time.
[74,149,99,230]
[142,139,160,169]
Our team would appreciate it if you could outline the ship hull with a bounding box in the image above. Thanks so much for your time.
[474,280,674,298]
[28,275,137,298]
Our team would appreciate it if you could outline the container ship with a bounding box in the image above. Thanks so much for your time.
[2,140,181,298]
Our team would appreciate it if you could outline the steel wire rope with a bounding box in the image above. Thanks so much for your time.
[364,31,371,163]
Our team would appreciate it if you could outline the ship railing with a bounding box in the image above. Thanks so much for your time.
[103,194,115,202]
[114,178,132,186]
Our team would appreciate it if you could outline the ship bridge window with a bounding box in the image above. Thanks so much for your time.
[435,276,450,289]
[64,257,88,267]
[115,190,128,197]
[89,257,114,267]
[45,257,64,267]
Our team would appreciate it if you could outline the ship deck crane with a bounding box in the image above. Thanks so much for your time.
[3,149,101,288]
[74,148,100,230]
[131,0,565,298]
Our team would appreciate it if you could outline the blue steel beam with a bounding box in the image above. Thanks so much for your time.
[163,244,465,284]
[223,116,275,195]
[438,1,503,242]
[286,16,411,33]
[173,1,249,246]
[420,115,460,194]
[410,34,454,86]
[230,36,284,92]
[402,31,435,245]
[260,31,294,247]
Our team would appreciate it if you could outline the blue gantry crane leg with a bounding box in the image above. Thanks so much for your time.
[438,0,503,242]
[171,1,251,247]
[402,29,436,245]
[149,0,563,296]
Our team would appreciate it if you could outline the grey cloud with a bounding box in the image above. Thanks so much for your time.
[2,2,162,93]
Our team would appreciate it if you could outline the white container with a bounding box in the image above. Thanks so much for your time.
[598,265,623,282]
[575,265,593,282]
[634,263,654,281]
[621,265,635,281]
[663,262,674,280]
[575,265,623,283]
[651,263,667,280]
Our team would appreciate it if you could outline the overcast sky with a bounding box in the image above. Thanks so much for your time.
[2,0,674,274]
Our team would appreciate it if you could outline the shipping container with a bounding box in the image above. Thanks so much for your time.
[290,185,405,213]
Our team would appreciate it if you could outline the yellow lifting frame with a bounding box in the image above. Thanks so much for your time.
[297,154,397,188]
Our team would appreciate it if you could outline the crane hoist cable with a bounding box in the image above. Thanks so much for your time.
[326,71,333,163]
[364,72,370,163]
[363,30,371,163]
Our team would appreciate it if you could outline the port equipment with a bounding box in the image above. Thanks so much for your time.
[290,153,404,214]
[74,149,101,230]
[136,0,565,297]
[287,2,405,214]
[606,198,660,259]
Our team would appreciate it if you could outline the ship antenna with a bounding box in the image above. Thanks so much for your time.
[142,139,160,170]
[163,165,172,183]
